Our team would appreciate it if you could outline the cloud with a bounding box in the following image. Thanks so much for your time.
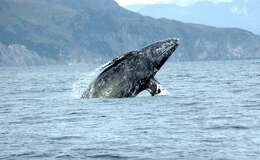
[231,6,248,15]
[174,0,233,7]
[115,0,171,6]
[115,0,233,6]
[175,0,233,6]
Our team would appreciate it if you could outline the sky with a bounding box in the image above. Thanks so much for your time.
[115,0,233,6]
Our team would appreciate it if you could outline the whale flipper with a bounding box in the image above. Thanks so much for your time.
[96,52,134,72]
[146,78,168,96]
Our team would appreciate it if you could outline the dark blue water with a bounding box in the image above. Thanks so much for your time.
[1,60,260,160]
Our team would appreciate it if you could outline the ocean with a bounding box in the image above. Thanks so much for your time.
[1,60,260,160]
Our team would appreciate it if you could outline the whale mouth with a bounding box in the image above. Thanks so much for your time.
[154,38,179,70]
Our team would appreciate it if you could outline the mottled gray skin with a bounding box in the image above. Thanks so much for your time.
[82,38,179,98]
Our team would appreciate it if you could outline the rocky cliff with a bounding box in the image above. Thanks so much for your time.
[0,42,52,66]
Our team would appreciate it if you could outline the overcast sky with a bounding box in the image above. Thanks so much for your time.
[115,0,233,6]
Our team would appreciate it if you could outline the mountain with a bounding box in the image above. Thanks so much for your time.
[126,0,260,35]
[0,0,260,66]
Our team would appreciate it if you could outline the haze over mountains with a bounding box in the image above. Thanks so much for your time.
[126,0,260,35]
[0,0,260,66]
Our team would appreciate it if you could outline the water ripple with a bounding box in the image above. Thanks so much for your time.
[1,60,260,160]
[87,154,128,159]
[205,125,250,130]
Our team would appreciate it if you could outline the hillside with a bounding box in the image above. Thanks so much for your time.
[0,0,260,66]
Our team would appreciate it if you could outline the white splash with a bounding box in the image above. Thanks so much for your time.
[158,88,169,96]
[72,71,98,99]
[157,83,169,96]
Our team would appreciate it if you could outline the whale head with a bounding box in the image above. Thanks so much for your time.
[141,38,179,71]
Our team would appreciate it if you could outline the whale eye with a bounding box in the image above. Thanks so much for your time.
[158,89,161,93]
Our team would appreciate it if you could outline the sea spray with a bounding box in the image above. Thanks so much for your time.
[72,71,99,99]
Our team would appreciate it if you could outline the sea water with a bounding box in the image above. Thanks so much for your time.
[0,60,260,160]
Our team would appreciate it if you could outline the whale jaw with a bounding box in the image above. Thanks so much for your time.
[142,38,179,70]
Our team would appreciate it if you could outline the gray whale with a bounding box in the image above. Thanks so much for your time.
[82,38,179,98]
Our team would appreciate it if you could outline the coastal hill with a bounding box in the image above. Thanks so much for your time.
[0,0,260,66]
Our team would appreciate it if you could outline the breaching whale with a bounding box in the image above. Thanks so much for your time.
[82,38,179,98]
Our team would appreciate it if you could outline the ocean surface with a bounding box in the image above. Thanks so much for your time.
[1,60,260,160]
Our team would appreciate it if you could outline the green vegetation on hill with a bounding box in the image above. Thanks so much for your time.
[0,0,260,66]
